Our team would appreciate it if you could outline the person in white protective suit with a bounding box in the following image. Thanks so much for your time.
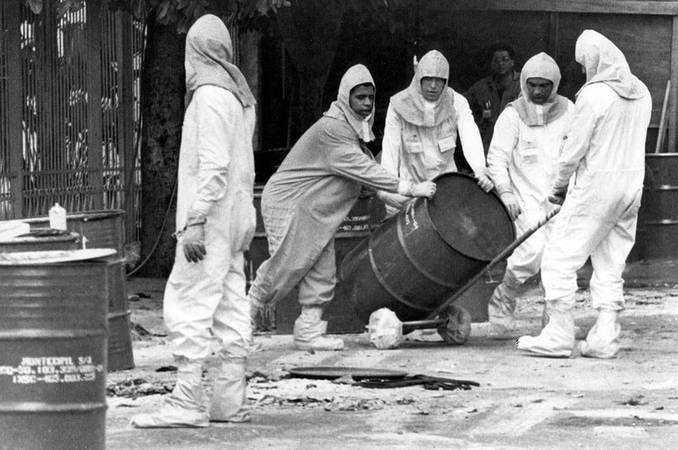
[378,50,494,215]
[248,64,436,351]
[517,30,651,358]
[484,52,574,338]
[131,14,257,428]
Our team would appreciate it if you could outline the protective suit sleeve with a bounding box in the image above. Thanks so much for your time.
[553,89,600,191]
[380,103,402,177]
[487,108,520,193]
[324,122,401,193]
[187,88,235,219]
[455,93,488,176]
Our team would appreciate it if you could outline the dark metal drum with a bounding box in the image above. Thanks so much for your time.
[0,259,110,450]
[636,153,678,259]
[341,172,515,323]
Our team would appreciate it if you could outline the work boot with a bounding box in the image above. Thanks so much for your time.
[517,306,574,358]
[131,362,209,428]
[209,357,250,422]
[485,281,519,339]
[578,309,621,359]
[293,306,344,351]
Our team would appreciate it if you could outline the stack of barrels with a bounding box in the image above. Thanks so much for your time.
[0,209,131,450]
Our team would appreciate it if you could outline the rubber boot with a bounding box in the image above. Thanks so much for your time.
[131,362,209,428]
[209,357,250,422]
[541,305,586,340]
[293,306,344,351]
[517,305,574,357]
[486,282,519,339]
[578,309,621,359]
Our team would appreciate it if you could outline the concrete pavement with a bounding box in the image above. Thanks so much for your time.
[105,259,678,449]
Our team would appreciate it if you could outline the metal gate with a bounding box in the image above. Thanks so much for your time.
[0,0,143,242]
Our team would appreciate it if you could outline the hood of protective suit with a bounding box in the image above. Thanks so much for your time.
[575,29,649,100]
[323,64,376,142]
[185,14,256,107]
[390,50,456,127]
[509,52,569,126]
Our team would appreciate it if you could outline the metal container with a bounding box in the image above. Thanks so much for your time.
[25,209,125,255]
[341,173,515,323]
[106,258,135,371]
[636,153,678,259]
[0,232,81,253]
[0,259,109,450]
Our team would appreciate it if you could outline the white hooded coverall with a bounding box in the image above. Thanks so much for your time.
[132,14,256,427]
[381,50,487,184]
[487,52,573,325]
[518,30,651,358]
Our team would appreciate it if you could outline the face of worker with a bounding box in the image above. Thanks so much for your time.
[491,50,514,76]
[525,77,554,104]
[349,83,375,118]
[420,77,446,102]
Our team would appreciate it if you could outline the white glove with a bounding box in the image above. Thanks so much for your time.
[410,181,436,198]
[476,172,494,192]
[499,191,521,220]
[182,222,206,262]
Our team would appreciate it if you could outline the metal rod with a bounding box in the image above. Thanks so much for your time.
[655,80,671,154]
[401,318,447,334]
[422,206,561,321]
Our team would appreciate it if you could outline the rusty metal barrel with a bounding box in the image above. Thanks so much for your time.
[0,258,109,450]
[341,172,515,323]
[635,153,678,259]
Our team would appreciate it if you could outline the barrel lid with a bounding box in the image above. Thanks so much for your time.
[427,173,515,261]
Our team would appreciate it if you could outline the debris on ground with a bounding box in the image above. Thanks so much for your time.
[324,398,385,412]
[357,374,479,391]
[107,378,174,398]
[620,395,648,406]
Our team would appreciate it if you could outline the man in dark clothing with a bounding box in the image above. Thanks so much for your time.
[466,43,521,152]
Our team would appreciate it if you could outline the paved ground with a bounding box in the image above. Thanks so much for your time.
[105,259,678,449]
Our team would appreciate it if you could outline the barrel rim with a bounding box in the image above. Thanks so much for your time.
[0,402,107,413]
[644,152,678,157]
[22,209,125,224]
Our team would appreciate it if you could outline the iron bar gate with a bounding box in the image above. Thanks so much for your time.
[0,0,143,243]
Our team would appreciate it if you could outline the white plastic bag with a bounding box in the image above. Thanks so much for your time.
[367,308,403,349]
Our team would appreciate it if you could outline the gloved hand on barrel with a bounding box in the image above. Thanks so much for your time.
[397,180,437,199]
